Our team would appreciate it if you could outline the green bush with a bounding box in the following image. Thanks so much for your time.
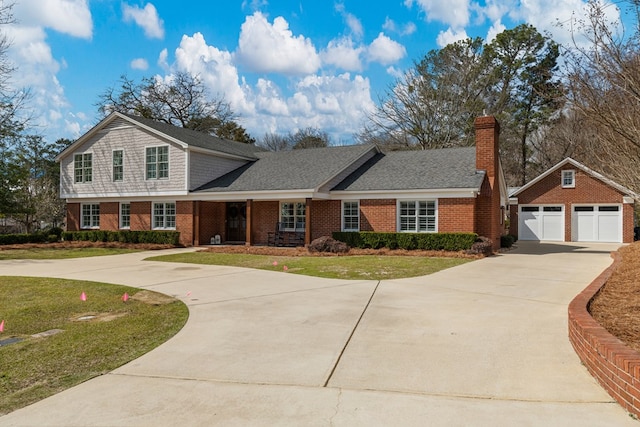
[0,233,49,245]
[332,231,477,251]
[62,230,180,245]
[500,234,516,248]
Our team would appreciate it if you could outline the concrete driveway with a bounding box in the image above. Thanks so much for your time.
[0,242,636,426]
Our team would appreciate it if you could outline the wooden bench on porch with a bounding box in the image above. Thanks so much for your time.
[267,222,305,247]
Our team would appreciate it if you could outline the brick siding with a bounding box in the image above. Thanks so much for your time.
[199,201,226,245]
[311,200,341,240]
[512,168,634,243]
[66,203,80,231]
[568,252,640,417]
[250,201,279,245]
[439,198,476,233]
[100,202,119,231]
[360,199,396,232]
[176,201,194,246]
[130,202,151,230]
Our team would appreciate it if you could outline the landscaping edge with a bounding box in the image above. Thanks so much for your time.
[568,251,640,418]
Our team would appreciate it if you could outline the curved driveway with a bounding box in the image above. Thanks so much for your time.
[0,242,637,426]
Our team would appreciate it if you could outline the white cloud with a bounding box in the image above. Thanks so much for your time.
[174,33,250,112]
[322,37,364,71]
[485,20,506,43]
[130,58,149,70]
[383,17,417,36]
[13,0,92,39]
[235,12,321,75]
[122,3,165,39]
[158,48,169,70]
[436,27,469,47]
[367,33,407,65]
[335,3,364,38]
[411,0,471,28]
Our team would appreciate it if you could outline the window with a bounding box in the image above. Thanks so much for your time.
[113,150,123,182]
[574,206,594,212]
[120,203,130,229]
[153,202,176,229]
[81,204,100,228]
[74,153,92,183]
[599,206,619,212]
[281,202,305,231]
[543,206,562,212]
[521,206,539,212]
[146,146,169,179]
[562,170,575,188]
[342,201,359,231]
[399,200,436,232]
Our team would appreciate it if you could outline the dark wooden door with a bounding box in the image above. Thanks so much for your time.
[226,202,246,242]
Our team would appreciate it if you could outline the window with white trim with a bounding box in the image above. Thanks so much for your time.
[399,200,436,232]
[281,202,305,231]
[342,201,359,231]
[120,203,131,229]
[146,146,169,179]
[152,202,176,229]
[74,153,92,183]
[562,170,575,188]
[113,150,123,182]
[81,204,100,228]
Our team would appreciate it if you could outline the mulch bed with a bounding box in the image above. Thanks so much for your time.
[589,243,640,353]
[199,245,481,258]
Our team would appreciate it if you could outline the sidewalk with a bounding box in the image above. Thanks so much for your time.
[0,242,636,426]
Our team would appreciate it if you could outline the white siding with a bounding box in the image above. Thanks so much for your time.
[60,125,187,198]
[189,151,248,190]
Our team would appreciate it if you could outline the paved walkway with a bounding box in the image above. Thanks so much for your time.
[0,242,637,426]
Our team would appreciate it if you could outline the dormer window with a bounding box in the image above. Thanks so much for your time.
[562,170,575,188]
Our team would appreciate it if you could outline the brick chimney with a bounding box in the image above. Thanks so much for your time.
[474,116,502,250]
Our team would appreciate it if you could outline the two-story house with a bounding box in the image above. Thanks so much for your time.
[55,113,512,249]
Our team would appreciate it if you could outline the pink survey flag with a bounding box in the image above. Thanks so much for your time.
[186,290,192,297]
[80,292,87,302]
[272,261,278,266]
[122,292,129,302]
[283,265,288,271]
[0,319,4,333]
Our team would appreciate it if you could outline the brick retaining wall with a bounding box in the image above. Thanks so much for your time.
[568,252,640,417]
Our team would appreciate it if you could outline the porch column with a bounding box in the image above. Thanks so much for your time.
[305,197,312,246]
[245,199,253,246]
[194,201,200,246]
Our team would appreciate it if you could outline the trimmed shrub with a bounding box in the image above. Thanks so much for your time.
[501,234,516,248]
[0,233,49,245]
[332,231,477,251]
[62,230,181,245]
[308,236,350,254]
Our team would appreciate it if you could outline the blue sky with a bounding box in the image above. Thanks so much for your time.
[5,0,625,144]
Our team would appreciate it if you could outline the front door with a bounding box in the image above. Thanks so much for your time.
[226,202,246,243]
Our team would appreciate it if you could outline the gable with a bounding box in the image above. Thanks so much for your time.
[512,158,637,205]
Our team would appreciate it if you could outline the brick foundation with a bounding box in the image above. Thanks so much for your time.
[568,252,640,417]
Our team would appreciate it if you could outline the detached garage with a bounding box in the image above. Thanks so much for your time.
[509,158,637,243]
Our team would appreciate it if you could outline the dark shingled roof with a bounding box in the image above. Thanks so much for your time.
[195,144,376,192]
[122,113,264,159]
[332,147,485,191]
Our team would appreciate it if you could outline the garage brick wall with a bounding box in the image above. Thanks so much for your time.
[511,168,634,243]
[99,202,119,231]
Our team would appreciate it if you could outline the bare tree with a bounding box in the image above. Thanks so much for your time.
[563,0,640,191]
[98,72,255,143]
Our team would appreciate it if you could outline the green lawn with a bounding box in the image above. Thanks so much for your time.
[0,248,140,260]
[0,276,188,415]
[147,251,473,280]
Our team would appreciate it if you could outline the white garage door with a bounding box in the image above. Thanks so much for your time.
[572,205,622,243]
[519,205,564,241]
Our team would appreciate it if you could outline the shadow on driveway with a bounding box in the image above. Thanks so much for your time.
[508,241,622,255]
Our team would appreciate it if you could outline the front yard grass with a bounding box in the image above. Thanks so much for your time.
[0,248,140,260]
[0,276,188,415]
[147,251,473,280]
